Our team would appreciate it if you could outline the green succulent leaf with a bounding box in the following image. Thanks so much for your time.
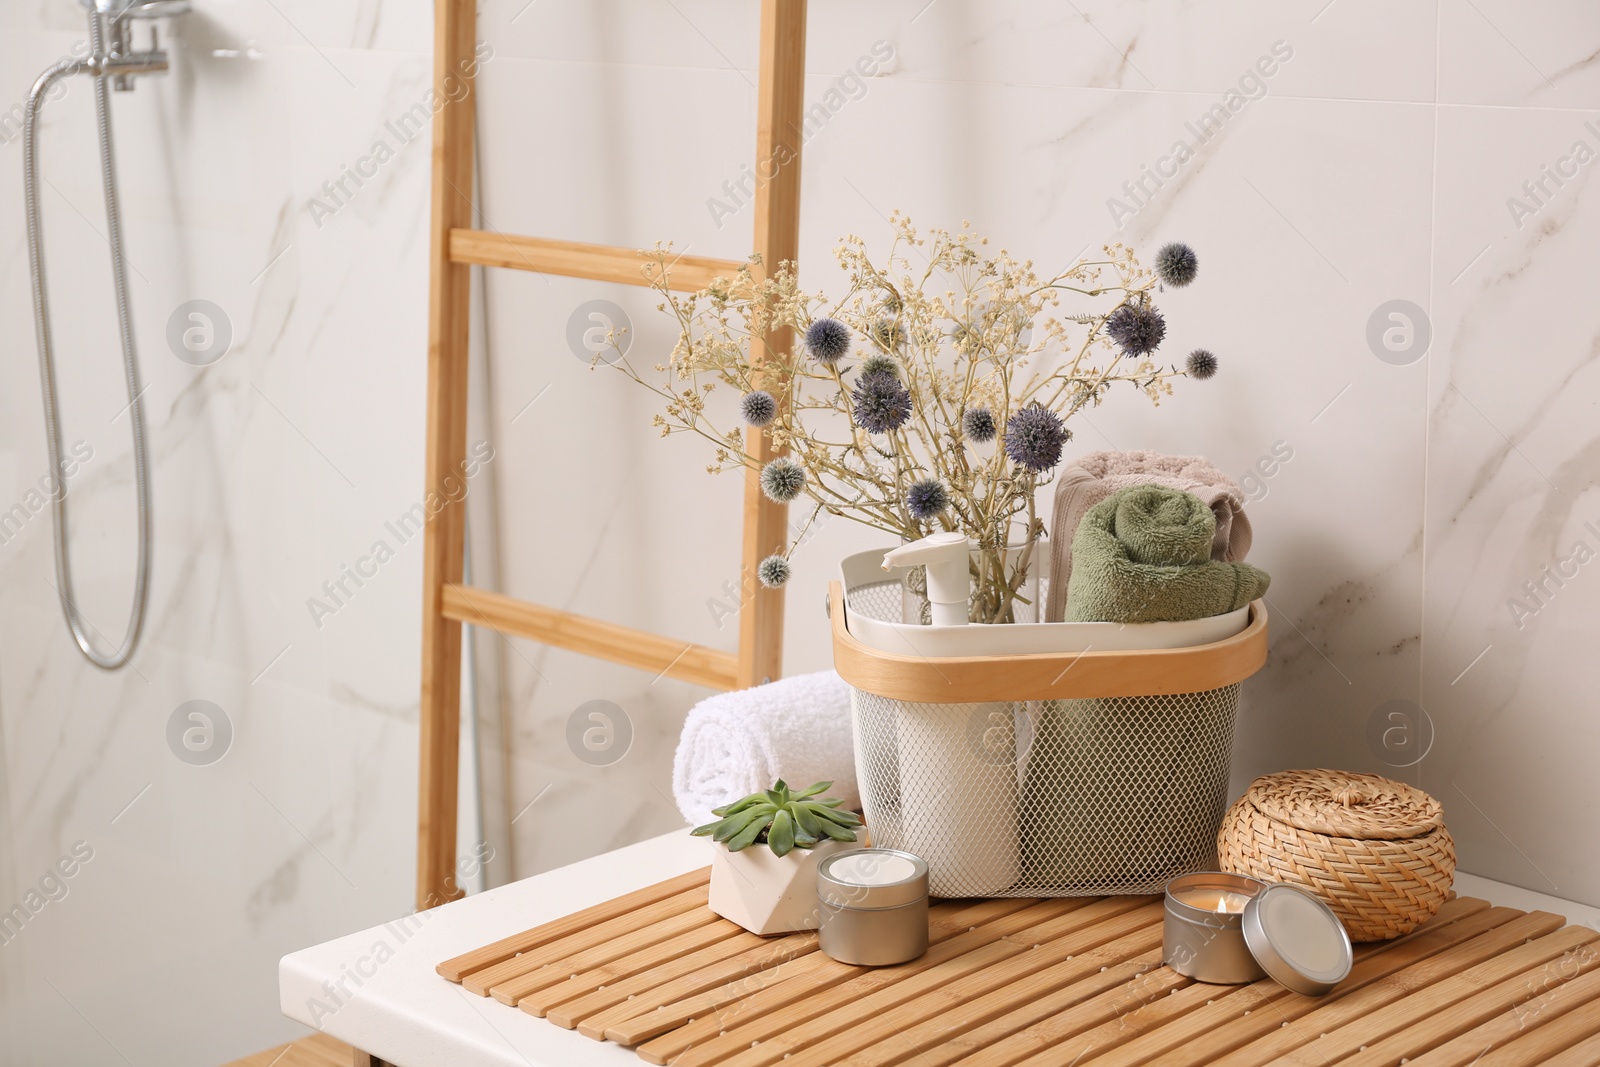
[698,781,862,854]
[725,815,767,852]
[767,809,796,856]
[817,819,860,842]
[711,806,771,844]
[713,795,764,818]
[792,804,824,838]
[804,802,862,827]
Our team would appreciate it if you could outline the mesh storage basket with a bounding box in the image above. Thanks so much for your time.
[829,569,1269,898]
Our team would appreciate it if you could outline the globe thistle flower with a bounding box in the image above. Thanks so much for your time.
[1106,303,1167,356]
[906,479,949,521]
[1155,242,1198,288]
[804,317,851,365]
[851,371,912,434]
[951,321,982,353]
[962,407,997,444]
[757,555,791,588]
[1004,406,1070,472]
[740,389,777,427]
[859,353,900,378]
[868,318,908,352]
[1186,348,1219,380]
[759,456,806,503]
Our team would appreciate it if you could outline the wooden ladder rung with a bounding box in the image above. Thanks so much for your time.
[440,583,738,690]
[448,229,742,292]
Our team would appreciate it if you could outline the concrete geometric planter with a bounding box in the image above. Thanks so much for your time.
[706,833,862,936]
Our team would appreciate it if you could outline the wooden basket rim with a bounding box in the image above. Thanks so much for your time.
[828,580,1269,702]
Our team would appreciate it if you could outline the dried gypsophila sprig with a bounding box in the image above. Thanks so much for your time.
[600,219,1215,624]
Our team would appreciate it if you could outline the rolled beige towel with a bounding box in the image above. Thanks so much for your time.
[1045,449,1253,622]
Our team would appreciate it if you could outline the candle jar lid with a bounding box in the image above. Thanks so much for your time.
[1241,883,1354,995]
[817,848,928,910]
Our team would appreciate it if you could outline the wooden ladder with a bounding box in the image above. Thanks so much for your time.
[417,0,809,909]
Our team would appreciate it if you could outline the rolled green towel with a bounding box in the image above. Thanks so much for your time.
[1064,485,1270,622]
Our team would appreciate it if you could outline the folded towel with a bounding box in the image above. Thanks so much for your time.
[1045,450,1253,622]
[1064,485,1270,623]
[672,671,859,827]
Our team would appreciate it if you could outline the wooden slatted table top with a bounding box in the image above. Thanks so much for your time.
[436,867,1600,1067]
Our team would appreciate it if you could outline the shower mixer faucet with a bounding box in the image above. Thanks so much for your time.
[86,0,190,89]
[103,20,169,90]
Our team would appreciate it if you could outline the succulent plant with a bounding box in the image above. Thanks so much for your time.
[691,780,863,857]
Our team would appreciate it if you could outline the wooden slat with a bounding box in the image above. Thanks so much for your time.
[985,965,1233,1067]
[1166,899,1518,1067]
[514,915,748,1015]
[670,900,1161,1067]
[448,229,742,292]
[440,584,738,690]
[612,897,1040,1052]
[835,898,1502,1067]
[1334,926,1600,1067]
[736,0,808,689]
[796,932,1170,1067]
[437,867,709,982]
[1136,906,1559,1067]
[491,904,725,1006]
[542,927,773,1026]
[1542,1029,1600,1067]
[1406,963,1600,1066]
[1035,899,1516,1067]
[437,869,1600,1067]
[415,0,479,913]
[960,956,1196,1067]
[591,932,820,1043]
[636,898,1117,1066]
[464,886,711,999]
[1288,922,1598,1067]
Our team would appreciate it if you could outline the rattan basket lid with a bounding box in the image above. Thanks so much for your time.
[1242,769,1445,841]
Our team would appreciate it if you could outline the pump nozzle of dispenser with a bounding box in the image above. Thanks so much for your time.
[882,531,971,626]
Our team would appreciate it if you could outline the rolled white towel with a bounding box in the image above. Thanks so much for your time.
[672,670,859,827]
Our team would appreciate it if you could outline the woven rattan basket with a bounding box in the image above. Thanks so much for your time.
[1217,769,1456,941]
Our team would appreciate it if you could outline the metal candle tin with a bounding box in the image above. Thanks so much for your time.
[816,848,929,966]
[1164,872,1270,984]
[1164,872,1354,995]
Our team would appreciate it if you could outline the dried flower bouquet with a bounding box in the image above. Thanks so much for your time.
[601,214,1217,625]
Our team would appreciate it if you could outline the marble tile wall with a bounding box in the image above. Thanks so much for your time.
[0,0,1595,1062]
[475,0,1600,911]
[0,1,436,1063]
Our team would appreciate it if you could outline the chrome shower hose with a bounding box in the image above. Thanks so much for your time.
[21,10,154,670]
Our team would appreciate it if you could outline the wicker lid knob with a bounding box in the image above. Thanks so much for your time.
[1243,769,1445,840]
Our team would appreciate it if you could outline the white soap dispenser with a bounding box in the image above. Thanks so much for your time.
[879,530,1020,896]
[881,531,971,626]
